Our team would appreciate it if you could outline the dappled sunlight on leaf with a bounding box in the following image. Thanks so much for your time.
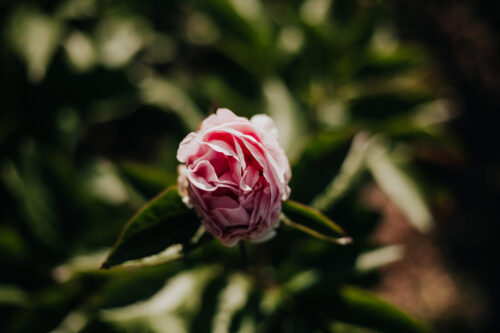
[63,31,96,72]
[96,16,153,68]
[0,284,28,307]
[212,274,252,333]
[101,266,220,333]
[50,310,88,333]
[263,78,307,161]
[300,0,333,26]
[139,76,204,131]
[312,132,373,210]
[316,98,350,128]
[276,26,305,55]
[355,245,405,272]
[366,139,433,232]
[52,249,109,282]
[7,7,63,82]
[85,159,130,206]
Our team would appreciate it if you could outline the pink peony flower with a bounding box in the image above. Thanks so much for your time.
[177,108,291,246]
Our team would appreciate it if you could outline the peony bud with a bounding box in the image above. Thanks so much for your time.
[177,108,291,246]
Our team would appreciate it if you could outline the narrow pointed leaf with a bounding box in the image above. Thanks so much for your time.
[118,160,177,194]
[281,200,352,245]
[101,186,202,269]
[366,141,433,232]
[311,132,373,211]
[331,286,430,333]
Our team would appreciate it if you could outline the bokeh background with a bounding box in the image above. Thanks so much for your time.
[1,0,499,332]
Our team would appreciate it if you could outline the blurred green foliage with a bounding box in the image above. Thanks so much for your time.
[0,0,457,332]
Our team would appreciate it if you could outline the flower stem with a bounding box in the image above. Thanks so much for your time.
[239,242,248,265]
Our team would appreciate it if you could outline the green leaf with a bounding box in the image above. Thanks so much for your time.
[1,155,62,249]
[263,77,306,160]
[100,266,220,329]
[189,274,228,333]
[7,7,63,82]
[139,76,204,131]
[311,132,373,210]
[348,93,431,120]
[331,286,430,333]
[289,130,353,203]
[118,160,177,195]
[0,284,28,307]
[366,140,432,232]
[281,200,352,245]
[101,186,203,269]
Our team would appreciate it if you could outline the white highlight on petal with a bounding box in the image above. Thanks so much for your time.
[251,114,278,138]
[177,165,191,207]
[249,229,276,243]
[176,132,199,162]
